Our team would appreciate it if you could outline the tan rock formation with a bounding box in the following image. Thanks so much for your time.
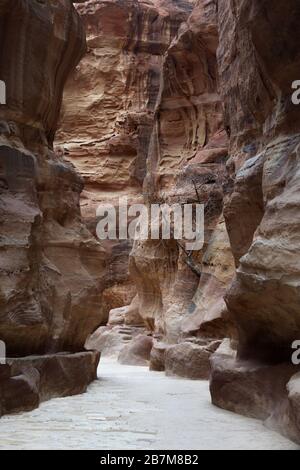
[129,0,235,348]
[210,340,300,443]
[165,339,221,380]
[0,0,103,413]
[210,0,300,444]
[118,333,153,366]
[149,340,169,371]
[57,0,195,213]
[85,323,148,358]
[56,0,195,317]
[0,351,100,416]
[57,1,235,362]
[55,1,300,445]
[218,0,300,364]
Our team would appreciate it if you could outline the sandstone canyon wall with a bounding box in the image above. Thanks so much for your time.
[56,0,196,320]
[5,0,300,445]
[59,0,236,380]
[0,0,101,416]
[132,0,235,346]
[121,2,300,444]
[210,0,300,444]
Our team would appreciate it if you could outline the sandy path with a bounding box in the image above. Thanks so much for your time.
[0,359,297,450]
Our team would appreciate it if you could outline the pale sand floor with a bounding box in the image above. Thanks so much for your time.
[0,359,298,450]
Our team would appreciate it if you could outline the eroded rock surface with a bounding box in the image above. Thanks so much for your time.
[210,0,300,444]
[56,0,195,318]
[0,351,99,417]
[85,323,148,358]
[57,0,235,378]
[54,0,300,445]
[118,334,153,366]
[165,339,220,380]
[0,0,102,414]
[128,0,235,366]
[149,341,169,371]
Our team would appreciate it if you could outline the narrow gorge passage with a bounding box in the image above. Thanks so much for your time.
[0,360,296,451]
[2,0,300,451]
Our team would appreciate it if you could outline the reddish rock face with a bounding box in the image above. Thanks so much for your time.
[57,0,194,215]
[0,0,86,146]
[19,0,300,444]
[56,0,196,318]
[0,0,105,356]
[59,0,235,371]
[130,0,235,342]
[209,0,300,444]
[217,0,300,364]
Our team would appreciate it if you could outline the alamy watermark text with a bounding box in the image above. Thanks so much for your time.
[96,198,204,251]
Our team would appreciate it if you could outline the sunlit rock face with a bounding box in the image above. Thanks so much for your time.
[0,0,106,356]
[57,0,194,217]
[56,0,196,317]
[210,0,300,444]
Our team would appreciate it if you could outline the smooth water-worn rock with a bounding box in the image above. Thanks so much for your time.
[210,341,300,443]
[85,323,149,358]
[165,340,220,380]
[129,0,235,343]
[118,334,153,366]
[0,351,99,417]
[149,341,169,372]
[58,0,235,348]
[0,0,106,355]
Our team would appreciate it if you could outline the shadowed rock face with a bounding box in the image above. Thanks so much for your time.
[0,351,100,416]
[210,0,300,444]
[0,0,86,146]
[217,0,300,364]
[0,0,106,357]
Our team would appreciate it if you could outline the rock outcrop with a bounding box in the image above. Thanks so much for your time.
[0,0,103,415]
[56,0,300,445]
[210,0,300,444]
[0,351,99,416]
[165,339,220,380]
[59,0,235,379]
[128,0,235,369]
[118,334,153,366]
[56,0,195,318]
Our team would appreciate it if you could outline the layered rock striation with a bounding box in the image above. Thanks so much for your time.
[0,0,103,415]
[56,0,300,444]
[130,0,235,347]
[60,1,236,371]
[56,0,196,319]
[210,0,300,444]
